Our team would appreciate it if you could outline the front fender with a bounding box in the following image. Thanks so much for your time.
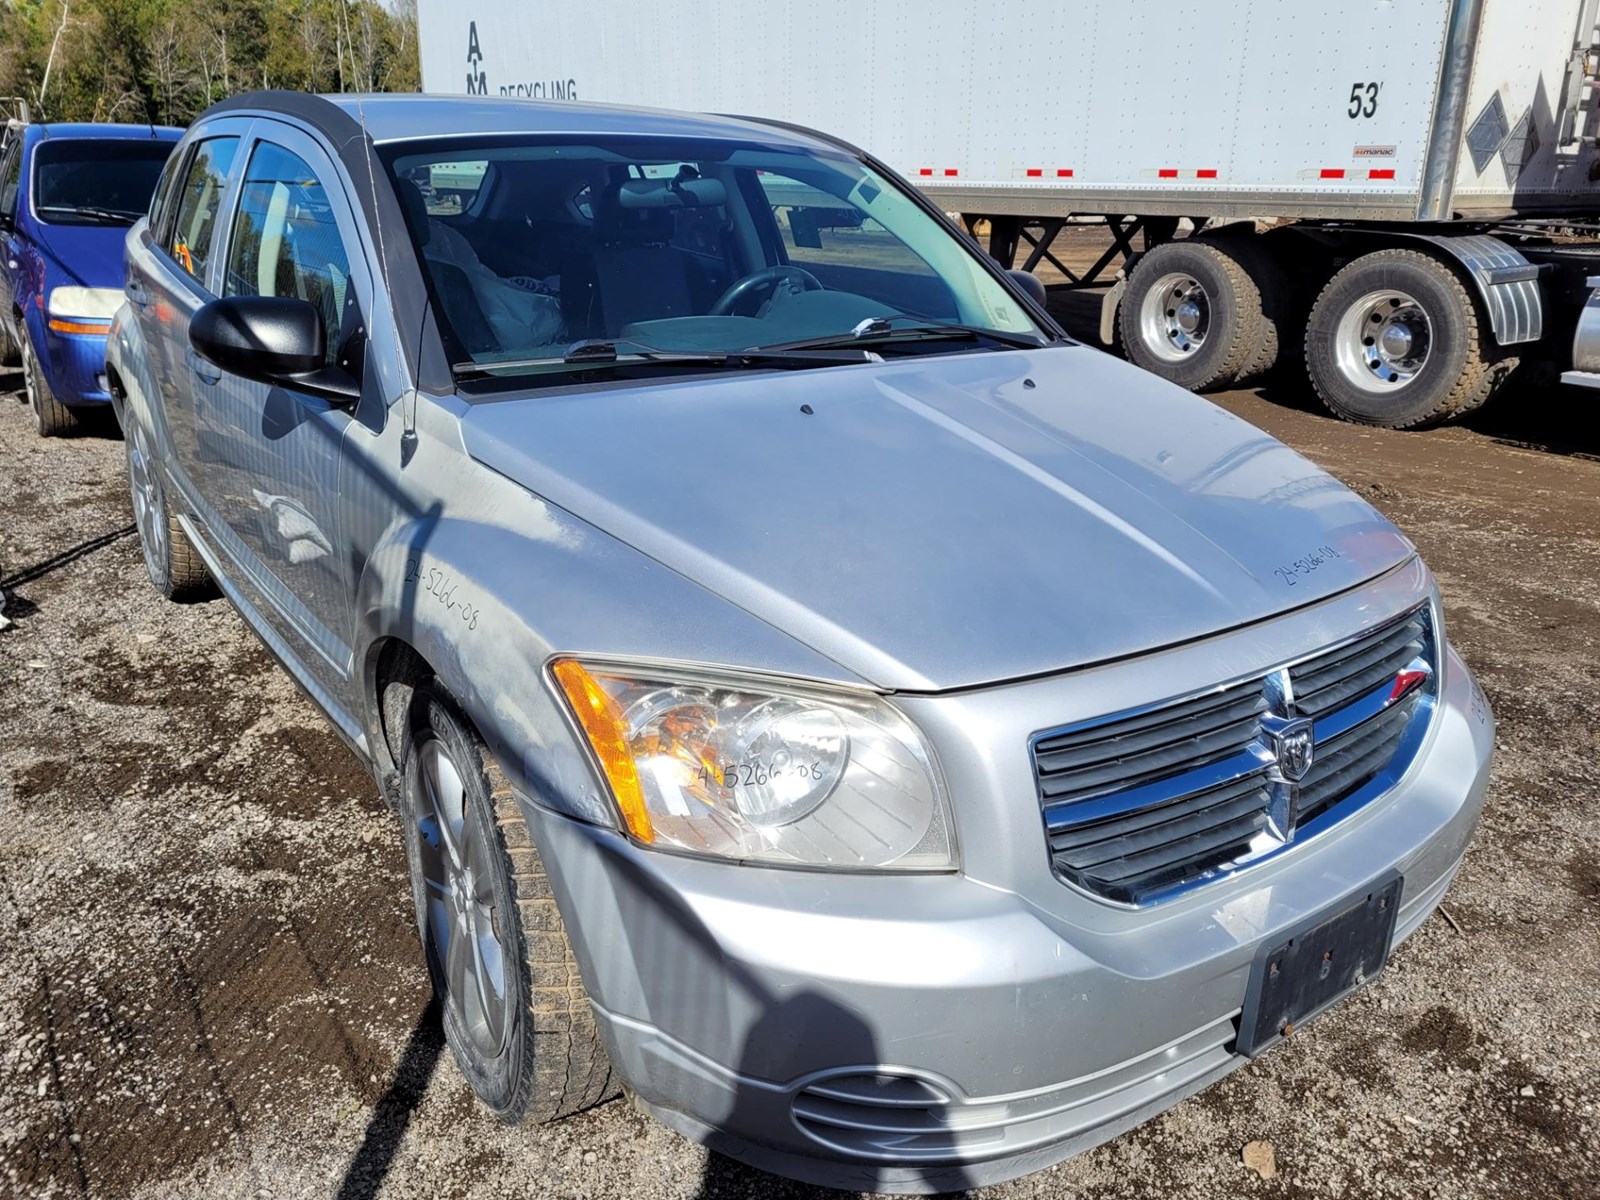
[352,502,867,829]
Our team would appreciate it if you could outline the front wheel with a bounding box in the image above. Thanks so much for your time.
[398,683,616,1123]
[1304,248,1513,429]
[21,331,78,437]
[0,315,21,368]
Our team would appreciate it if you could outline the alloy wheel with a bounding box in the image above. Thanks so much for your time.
[21,338,41,428]
[1137,271,1212,363]
[126,422,169,587]
[1333,288,1432,392]
[414,737,510,1058]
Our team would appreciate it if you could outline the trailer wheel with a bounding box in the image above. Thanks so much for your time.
[1119,239,1268,391]
[1222,235,1294,382]
[1305,248,1512,429]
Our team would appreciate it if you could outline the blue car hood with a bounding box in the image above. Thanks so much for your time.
[33,222,128,288]
[461,346,1415,691]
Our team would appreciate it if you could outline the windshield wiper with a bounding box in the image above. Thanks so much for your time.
[453,337,880,377]
[764,314,1047,353]
[37,205,139,226]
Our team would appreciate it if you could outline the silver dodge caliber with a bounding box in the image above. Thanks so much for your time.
[109,92,1493,1192]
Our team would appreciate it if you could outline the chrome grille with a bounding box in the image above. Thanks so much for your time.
[1037,605,1435,905]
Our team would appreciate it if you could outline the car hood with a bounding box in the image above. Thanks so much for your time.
[33,222,128,288]
[460,346,1414,691]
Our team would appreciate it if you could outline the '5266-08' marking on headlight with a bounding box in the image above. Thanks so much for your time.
[404,557,480,630]
[1274,544,1342,587]
[696,760,832,790]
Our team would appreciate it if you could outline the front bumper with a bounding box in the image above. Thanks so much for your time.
[526,599,1493,1193]
[39,327,112,407]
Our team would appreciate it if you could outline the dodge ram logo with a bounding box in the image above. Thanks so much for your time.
[1270,718,1316,783]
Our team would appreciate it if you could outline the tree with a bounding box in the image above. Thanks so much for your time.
[0,0,420,126]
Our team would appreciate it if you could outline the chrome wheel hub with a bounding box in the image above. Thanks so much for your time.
[415,739,509,1058]
[126,423,168,586]
[1138,272,1211,363]
[1334,289,1432,392]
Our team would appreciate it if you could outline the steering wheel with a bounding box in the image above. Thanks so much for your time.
[710,265,824,316]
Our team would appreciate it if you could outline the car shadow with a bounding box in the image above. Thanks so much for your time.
[580,843,980,1199]
[331,1000,446,1200]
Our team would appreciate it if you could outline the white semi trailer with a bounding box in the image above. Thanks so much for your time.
[416,0,1600,428]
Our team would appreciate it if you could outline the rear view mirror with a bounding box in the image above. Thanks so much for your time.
[190,296,360,403]
[1009,269,1048,308]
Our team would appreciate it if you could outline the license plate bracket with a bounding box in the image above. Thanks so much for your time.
[1237,871,1402,1057]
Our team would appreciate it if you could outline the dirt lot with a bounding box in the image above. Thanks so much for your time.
[2,307,1598,1198]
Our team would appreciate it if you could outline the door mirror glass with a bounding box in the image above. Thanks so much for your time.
[190,296,359,403]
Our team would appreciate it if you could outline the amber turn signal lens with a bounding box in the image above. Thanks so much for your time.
[551,658,654,843]
[47,318,112,335]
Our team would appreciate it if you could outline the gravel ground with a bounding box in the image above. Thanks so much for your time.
[1,338,1597,1199]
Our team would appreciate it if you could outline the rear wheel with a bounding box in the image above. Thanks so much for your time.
[21,331,78,437]
[126,418,214,601]
[1119,237,1271,391]
[1305,248,1513,429]
[398,683,616,1123]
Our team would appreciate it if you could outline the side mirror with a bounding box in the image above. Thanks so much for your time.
[189,296,360,404]
[1008,269,1048,308]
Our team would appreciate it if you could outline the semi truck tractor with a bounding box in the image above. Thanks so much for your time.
[416,0,1600,428]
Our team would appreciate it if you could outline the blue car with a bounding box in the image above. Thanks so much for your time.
[0,122,182,435]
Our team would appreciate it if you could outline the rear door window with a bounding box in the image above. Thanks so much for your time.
[167,136,240,284]
[223,140,360,370]
[400,159,490,217]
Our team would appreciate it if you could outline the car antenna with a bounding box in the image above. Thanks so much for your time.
[351,91,419,466]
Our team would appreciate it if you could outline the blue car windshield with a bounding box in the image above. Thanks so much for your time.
[33,139,174,225]
[380,135,1046,376]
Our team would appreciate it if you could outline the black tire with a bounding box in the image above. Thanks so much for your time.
[1305,247,1514,429]
[1118,237,1270,391]
[21,330,78,436]
[1220,234,1296,383]
[125,417,215,602]
[398,683,616,1124]
[0,315,21,368]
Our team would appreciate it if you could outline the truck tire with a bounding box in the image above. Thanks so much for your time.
[1119,238,1270,391]
[1222,234,1295,382]
[125,418,215,601]
[21,332,78,436]
[1304,248,1513,429]
[398,682,617,1125]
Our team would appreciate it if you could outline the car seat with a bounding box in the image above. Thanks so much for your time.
[561,179,716,338]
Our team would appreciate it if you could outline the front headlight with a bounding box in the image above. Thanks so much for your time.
[47,286,123,330]
[551,659,956,871]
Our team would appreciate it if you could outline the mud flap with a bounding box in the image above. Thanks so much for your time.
[1100,278,1126,348]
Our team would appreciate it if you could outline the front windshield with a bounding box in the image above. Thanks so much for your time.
[33,139,174,225]
[380,134,1047,376]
